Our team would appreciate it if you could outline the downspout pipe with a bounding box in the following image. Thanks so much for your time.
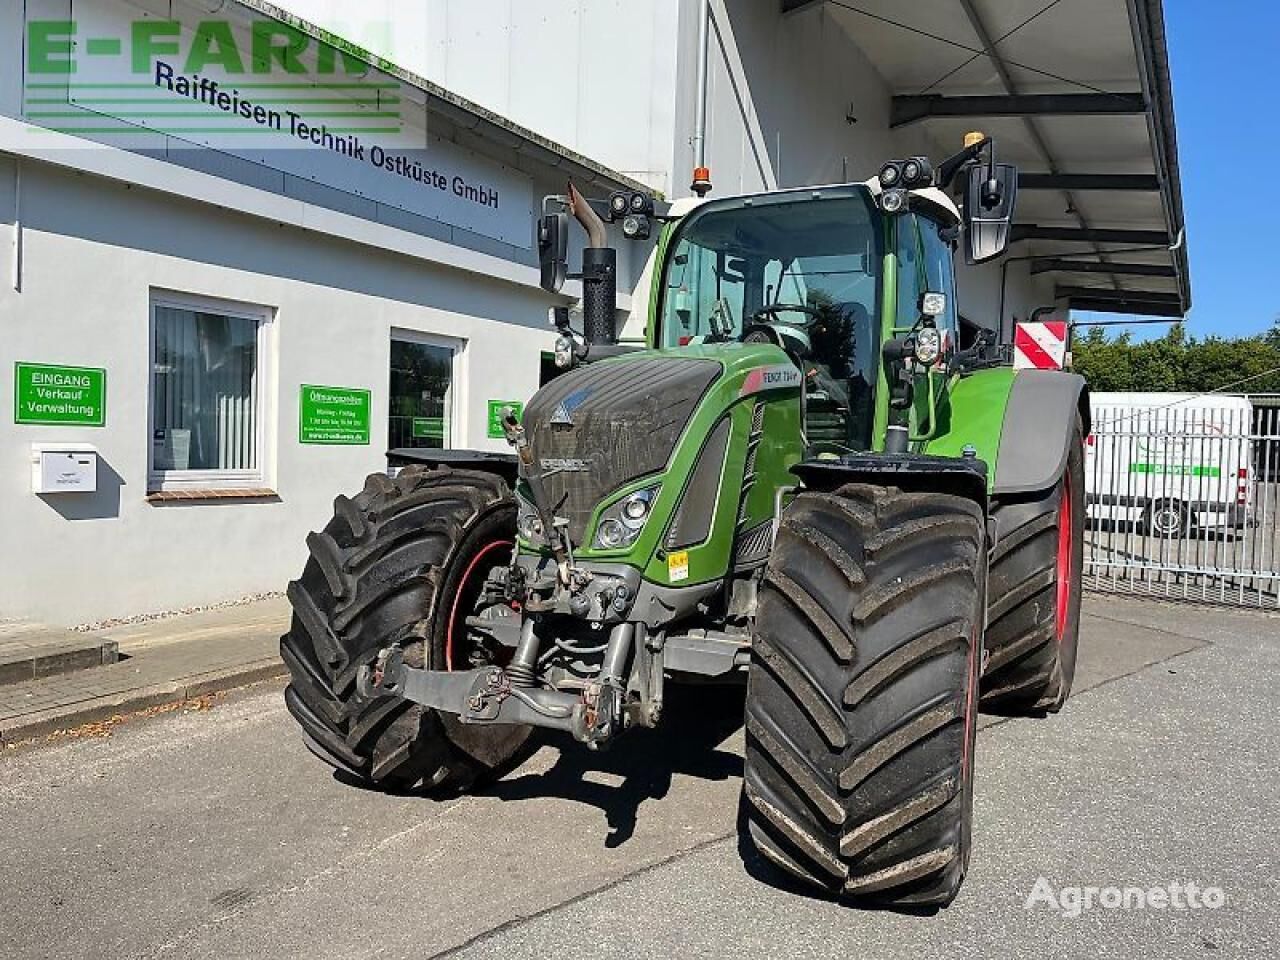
[690,0,712,196]
[693,0,710,170]
[11,158,20,294]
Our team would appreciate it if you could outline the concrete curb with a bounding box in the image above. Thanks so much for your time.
[0,637,119,687]
[0,660,288,745]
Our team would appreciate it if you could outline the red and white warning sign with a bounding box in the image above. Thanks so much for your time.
[1013,321,1069,370]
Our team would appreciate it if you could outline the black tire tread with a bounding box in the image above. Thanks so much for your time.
[741,484,985,909]
[280,465,525,790]
[981,418,1085,715]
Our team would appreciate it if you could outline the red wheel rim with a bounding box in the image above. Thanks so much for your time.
[444,540,513,671]
[1055,472,1073,642]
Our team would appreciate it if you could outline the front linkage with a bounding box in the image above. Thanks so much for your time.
[356,390,670,750]
[358,617,656,750]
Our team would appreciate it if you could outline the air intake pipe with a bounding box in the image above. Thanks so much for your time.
[568,182,617,346]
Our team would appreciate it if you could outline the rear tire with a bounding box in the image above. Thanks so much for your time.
[280,465,532,792]
[980,417,1085,715]
[740,484,985,909]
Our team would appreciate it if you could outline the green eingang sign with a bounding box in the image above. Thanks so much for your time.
[14,362,106,426]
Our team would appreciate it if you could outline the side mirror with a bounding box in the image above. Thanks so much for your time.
[538,212,568,293]
[964,163,1017,264]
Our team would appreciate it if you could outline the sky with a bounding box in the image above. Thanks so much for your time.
[1089,1,1277,341]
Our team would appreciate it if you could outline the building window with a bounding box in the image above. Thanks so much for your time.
[149,293,272,489]
[540,351,564,386]
[388,333,459,450]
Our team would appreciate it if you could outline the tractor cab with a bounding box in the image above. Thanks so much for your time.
[651,181,982,457]
[655,186,885,455]
[539,134,1017,457]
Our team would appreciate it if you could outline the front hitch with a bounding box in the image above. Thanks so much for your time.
[356,646,620,745]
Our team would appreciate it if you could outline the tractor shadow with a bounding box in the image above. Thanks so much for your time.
[479,682,745,848]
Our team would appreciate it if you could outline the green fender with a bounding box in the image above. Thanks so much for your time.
[925,368,1089,496]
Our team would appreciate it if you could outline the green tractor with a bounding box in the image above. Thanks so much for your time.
[280,135,1088,909]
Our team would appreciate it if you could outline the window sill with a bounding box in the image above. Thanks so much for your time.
[145,488,280,503]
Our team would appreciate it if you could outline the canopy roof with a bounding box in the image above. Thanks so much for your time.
[789,0,1189,317]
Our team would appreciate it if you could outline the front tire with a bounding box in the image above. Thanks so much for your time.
[280,466,532,792]
[740,484,985,909]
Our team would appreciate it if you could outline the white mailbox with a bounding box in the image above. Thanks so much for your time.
[31,444,98,494]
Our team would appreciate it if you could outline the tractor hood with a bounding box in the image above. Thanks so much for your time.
[516,342,804,589]
[522,355,722,544]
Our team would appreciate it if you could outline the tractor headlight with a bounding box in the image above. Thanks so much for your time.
[593,484,660,550]
[880,188,908,214]
[597,519,627,549]
[919,292,948,318]
[879,162,901,188]
[914,326,942,366]
[554,335,576,369]
[622,214,651,241]
[620,488,656,527]
[900,156,933,187]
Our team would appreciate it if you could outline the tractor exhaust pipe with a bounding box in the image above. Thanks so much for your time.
[568,183,617,347]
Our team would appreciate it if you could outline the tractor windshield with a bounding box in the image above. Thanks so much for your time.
[658,188,884,452]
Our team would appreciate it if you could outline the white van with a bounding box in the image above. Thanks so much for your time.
[1086,392,1253,538]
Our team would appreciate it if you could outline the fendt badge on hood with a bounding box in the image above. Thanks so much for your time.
[539,458,592,476]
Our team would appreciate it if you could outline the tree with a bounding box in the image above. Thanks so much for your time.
[1072,327,1133,391]
[1071,324,1280,394]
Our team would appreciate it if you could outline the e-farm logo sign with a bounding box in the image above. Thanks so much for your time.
[22,1,536,249]
[26,12,405,146]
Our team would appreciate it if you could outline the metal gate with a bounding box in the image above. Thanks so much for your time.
[1084,395,1280,607]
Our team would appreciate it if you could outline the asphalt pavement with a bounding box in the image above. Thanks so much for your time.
[1,597,1276,960]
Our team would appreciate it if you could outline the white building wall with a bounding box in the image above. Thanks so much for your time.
[671,0,900,195]
[0,1,19,120]
[275,0,683,196]
[0,0,1065,626]
[956,257,1059,335]
[0,159,557,625]
[273,0,1059,329]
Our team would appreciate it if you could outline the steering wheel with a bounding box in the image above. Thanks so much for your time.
[750,303,824,326]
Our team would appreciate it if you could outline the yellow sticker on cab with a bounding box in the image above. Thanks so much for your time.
[668,550,690,583]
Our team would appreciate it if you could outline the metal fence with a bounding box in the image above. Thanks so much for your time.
[1084,396,1280,607]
